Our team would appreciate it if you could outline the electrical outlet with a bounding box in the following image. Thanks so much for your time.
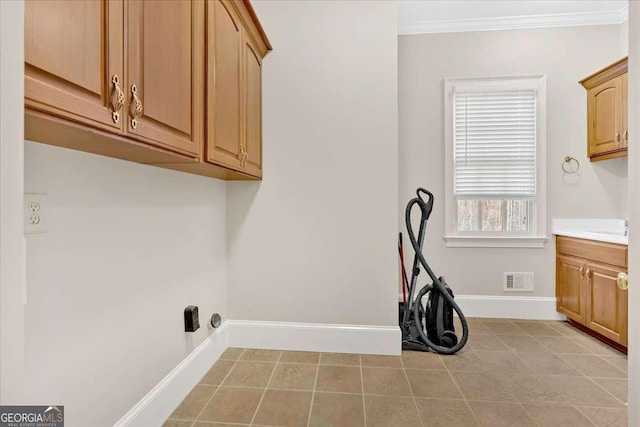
[24,193,46,234]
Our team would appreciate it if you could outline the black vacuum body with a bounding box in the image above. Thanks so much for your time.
[399,188,468,355]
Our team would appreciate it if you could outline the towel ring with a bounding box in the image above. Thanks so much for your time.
[562,156,580,174]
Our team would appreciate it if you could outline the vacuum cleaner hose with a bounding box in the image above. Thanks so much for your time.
[405,189,469,355]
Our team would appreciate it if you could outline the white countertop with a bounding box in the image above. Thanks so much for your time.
[552,218,628,245]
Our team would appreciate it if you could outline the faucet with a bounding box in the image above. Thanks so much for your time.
[625,218,629,237]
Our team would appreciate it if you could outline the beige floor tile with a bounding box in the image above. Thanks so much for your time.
[268,363,317,391]
[543,376,625,408]
[513,321,563,336]
[475,350,536,374]
[200,360,235,385]
[482,320,527,335]
[320,352,360,366]
[364,395,422,427]
[592,377,628,403]
[362,367,411,396]
[193,423,249,427]
[163,420,193,427]
[467,401,537,427]
[572,337,626,357]
[240,349,282,362]
[222,361,276,388]
[522,403,594,427]
[414,398,478,426]
[517,351,582,376]
[361,354,402,368]
[494,374,568,404]
[279,351,320,364]
[450,371,513,402]
[559,354,626,378]
[308,392,365,427]
[315,365,362,393]
[600,355,628,374]
[544,321,589,338]
[219,347,244,361]
[465,319,494,335]
[401,351,445,370]
[406,369,462,399]
[466,334,509,351]
[168,384,217,420]
[534,336,593,354]
[252,389,312,427]
[198,387,263,424]
[498,335,550,353]
[576,406,628,427]
[440,350,491,372]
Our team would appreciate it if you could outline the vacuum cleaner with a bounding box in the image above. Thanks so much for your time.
[399,188,469,355]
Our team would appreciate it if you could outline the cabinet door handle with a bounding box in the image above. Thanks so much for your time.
[617,272,628,291]
[616,130,621,146]
[110,75,125,124]
[585,267,592,280]
[240,146,248,168]
[130,84,143,129]
[579,265,585,277]
[624,129,628,145]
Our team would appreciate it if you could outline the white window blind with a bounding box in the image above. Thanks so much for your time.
[453,89,537,198]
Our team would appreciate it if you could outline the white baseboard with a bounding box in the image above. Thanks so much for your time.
[114,324,228,427]
[399,293,563,320]
[226,320,401,356]
[454,295,562,320]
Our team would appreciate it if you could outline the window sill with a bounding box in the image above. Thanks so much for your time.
[443,235,548,248]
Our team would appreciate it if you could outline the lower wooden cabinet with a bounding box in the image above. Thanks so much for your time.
[556,236,628,347]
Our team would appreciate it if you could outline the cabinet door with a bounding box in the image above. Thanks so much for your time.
[206,0,242,170]
[586,263,628,345]
[622,73,628,148]
[25,0,124,132]
[587,77,623,157]
[127,0,203,156]
[242,31,264,178]
[556,255,587,324]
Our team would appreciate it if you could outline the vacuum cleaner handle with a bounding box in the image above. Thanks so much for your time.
[415,188,435,221]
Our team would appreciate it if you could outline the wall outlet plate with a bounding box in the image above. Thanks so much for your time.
[24,193,47,234]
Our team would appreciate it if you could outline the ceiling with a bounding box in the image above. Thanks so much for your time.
[398,1,629,35]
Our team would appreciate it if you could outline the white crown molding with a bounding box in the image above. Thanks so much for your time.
[399,8,629,36]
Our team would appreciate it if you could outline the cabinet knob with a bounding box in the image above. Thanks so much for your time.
[617,272,629,291]
[616,130,621,146]
[624,129,629,145]
[579,265,586,277]
[585,267,592,280]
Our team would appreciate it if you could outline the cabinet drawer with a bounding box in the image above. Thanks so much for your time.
[556,236,627,268]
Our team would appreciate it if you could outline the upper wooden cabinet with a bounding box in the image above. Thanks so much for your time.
[24,0,271,180]
[207,0,243,171]
[25,0,124,133]
[126,0,204,157]
[580,57,628,161]
[204,0,269,178]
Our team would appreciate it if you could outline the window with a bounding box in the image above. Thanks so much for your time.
[444,76,547,248]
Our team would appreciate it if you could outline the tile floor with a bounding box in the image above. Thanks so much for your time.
[163,319,628,427]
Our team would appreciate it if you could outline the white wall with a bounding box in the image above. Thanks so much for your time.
[0,0,26,404]
[227,0,398,326]
[399,24,627,298]
[626,4,638,425]
[24,143,227,426]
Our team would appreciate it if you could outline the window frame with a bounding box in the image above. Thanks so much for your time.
[443,75,548,248]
